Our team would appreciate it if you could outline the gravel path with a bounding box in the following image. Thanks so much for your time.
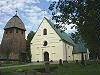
[0,62,44,69]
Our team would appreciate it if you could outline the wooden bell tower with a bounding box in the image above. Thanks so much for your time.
[0,13,27,61]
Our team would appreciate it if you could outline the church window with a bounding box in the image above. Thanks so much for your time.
[43,41,48,46]
[16,29,18,33]
[43,29,47,35]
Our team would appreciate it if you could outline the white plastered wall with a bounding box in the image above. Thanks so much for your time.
[63,42,74,61]
[31,18,64,62]
[73,51,89,61]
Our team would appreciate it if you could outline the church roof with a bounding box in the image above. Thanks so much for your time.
[45,17,75,45]
[73,42,87,54]
[4,15,26,30]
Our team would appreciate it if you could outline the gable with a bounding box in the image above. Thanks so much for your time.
[31,17,75,46]
[45,17,75,46]
[31,18,61,43]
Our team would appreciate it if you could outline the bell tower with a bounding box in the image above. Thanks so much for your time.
[0,13,27,61]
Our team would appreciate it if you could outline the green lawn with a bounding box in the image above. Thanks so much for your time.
[0,61,99,75]
[48,61,100,75]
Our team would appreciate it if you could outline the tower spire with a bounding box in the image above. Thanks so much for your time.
[14,10,18,17]
[15,10,18,16]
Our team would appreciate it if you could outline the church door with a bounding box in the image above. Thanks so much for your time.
[44,52,49,61]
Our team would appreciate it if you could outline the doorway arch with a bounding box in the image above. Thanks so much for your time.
[44,52,49,61]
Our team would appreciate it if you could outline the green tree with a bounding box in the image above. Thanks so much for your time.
[49,0,100,60]
[26,31,35,62]
[71,32,80,44]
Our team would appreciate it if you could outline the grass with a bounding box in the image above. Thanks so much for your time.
[0,64,58,73]
[0,61,99,75]
[47,61,100,75]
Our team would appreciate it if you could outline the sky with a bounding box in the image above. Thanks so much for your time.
[0,0,76,43]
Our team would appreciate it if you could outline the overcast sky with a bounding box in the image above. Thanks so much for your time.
[0,0,76,43]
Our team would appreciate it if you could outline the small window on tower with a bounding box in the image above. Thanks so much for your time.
[16,29,18,33]
[10,30,12,33]
[21,31,23,34]
[43,29,47,35]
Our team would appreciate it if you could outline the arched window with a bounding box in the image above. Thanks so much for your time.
[43,29,47,35]
[43,41,48,46]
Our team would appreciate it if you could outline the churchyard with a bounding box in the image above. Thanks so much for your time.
[0,0,100,75]
[0,60,99,75]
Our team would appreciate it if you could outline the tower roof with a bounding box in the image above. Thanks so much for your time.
[4,15,26,31]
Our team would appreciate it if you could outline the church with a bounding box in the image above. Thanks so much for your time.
[31,17,75,62]
[31,17,90,62]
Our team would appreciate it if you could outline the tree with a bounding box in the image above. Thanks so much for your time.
[26,31,35,62]
[71,32,80,44]
[49,0,100,60]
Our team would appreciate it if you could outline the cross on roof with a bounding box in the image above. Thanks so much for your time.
[15,10,18,16]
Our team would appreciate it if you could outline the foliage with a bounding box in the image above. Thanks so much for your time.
[49,0,100,59]
[26,31,35,62]
[27,31,35,43]
[71,32,81,44]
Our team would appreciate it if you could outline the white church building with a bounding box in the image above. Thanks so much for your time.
[31,17,89,62]
[31,17,75,62]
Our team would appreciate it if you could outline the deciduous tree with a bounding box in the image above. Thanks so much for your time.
[49,0,100,59]
[26,31,35,62]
